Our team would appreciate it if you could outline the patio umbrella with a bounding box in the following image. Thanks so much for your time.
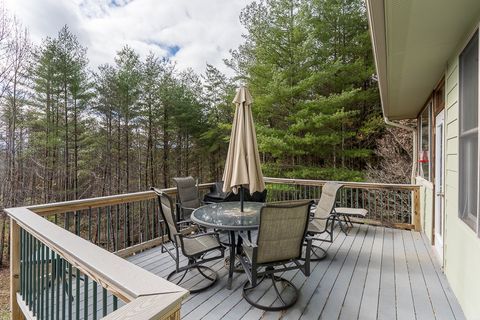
[222,86,265,212]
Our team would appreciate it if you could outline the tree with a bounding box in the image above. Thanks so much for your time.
[227,0,383,181]
[201,64,235,180]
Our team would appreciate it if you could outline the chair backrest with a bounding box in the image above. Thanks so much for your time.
[152,188,179,243]
[173,176,201,209]
[314,182,342,219]
[256,201,312,264]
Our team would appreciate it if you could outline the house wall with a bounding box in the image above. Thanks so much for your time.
[416,177,434,243]
[442,32,480,319]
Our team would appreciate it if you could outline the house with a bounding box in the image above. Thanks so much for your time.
[366,0,480,318]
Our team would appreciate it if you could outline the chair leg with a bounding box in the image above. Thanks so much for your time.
[242,274,299,311]
[167,263,218,293]
[301,243,327,261]
[336,215,349,235]
[345,215,354,227]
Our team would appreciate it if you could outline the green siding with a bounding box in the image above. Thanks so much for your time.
[443,52,480,320]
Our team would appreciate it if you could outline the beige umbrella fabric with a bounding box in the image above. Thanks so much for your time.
[222,86,265,195]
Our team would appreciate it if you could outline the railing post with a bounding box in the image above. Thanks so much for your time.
[10,219,21,320]
[413,187,422,232]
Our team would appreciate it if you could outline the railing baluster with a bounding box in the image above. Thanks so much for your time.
[102,287,107,317]
[51,251,55,320]
[97,208,101,247]
[45,247,49,320]
[89,208,92,242]
[27,232,32,309]
[36,238,41,317]
[75,211,80,236]
[92,280,97,320]
[33,237,37,315]
[68,261,73,319]
[84,275,89,320]
[55,256,60,320]
[145,200,150,241]
[61,258,66,320]
[40,241,45,319]
[123,204,127,249]
[107,206,111,251]
[75,267,80,320]
[116,204,120,251]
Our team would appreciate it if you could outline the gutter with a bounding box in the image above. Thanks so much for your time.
[383,117,418,184]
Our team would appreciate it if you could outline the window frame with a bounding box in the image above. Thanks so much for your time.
[418,101,432,181]
[458,29,480,234]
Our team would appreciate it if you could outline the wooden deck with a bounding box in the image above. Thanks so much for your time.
[126,225,465,320]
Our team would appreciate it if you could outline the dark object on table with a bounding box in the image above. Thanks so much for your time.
[203,181,267,203]
[173,176,202,223]
[152,188,225,293]
[238,201,313,311]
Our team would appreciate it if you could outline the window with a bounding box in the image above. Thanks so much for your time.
[459,30,479,231]
[418,103,432,181]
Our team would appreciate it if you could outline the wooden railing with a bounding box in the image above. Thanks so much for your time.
[6,189,192,320]
[5,178,419,319]
[263,177,420,230]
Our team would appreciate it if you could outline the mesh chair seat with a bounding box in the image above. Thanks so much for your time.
[182,234,223,256]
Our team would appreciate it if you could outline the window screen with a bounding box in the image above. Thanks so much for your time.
[459,30,479,229]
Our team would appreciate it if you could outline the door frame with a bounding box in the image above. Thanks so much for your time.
[434,109,445,262]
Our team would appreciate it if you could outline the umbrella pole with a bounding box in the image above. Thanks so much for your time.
[240,186,244,212]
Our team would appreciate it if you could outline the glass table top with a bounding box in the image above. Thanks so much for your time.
[191,202,264,230]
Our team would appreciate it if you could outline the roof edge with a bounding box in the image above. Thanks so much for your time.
[366,0,389,118]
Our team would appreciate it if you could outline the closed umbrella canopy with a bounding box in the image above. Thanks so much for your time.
[222,86,265,195]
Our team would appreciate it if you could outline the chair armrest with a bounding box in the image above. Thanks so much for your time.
[179,205,198,211]
[311,215,335,222]
[181,231,220,239]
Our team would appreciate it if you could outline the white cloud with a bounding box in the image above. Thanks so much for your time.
[5,0,251,75]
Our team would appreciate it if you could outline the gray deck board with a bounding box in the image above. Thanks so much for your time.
[403,229,436,320]
[419,233,466,320]
[317,225,368,319]
[411,231,459,320]
[337,225,375,320]
[357,226,384,320]
[377,227,396,320]
[86,224,462,320]
[393,227,416,320]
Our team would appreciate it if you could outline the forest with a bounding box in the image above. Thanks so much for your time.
[0,0,412,266]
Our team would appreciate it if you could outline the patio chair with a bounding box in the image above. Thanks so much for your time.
[152,188,225,293]
[333,207,368,233]
[238,201,313,311]
[173,176,202,223]
[307,182,343,261]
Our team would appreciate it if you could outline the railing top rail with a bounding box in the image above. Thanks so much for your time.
[263,177,419,190]
[5,206,189,304]
[25,178,417,216]
[27,182,216,216]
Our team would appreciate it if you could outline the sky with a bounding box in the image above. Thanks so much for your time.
[5,0,251,75]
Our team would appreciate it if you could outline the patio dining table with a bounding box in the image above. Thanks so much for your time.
[191,201,264,290]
